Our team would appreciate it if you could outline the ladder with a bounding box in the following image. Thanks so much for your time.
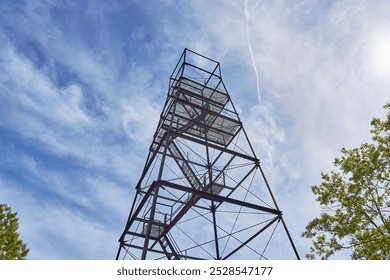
[168,141,202,190]
[159,232,183,260]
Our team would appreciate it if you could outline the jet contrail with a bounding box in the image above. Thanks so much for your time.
[245,0,262,105]
[268,151,274,169]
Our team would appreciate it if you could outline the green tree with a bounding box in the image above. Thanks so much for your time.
[302,103,390,259]
[0,203,29,259]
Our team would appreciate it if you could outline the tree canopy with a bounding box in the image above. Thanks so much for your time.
[302,103,390,259]
[0,203,29,260]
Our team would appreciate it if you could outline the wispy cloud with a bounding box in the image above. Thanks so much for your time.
[0,1,165,259]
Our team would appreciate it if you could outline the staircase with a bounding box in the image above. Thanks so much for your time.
[168,141,202,190]
[159,233,183,260]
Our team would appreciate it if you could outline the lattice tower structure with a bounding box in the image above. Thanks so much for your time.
[116,49,300,260]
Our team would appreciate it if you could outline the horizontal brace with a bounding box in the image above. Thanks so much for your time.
[159,180,281,215]
[173,133,259,163]
[122,241,205,260]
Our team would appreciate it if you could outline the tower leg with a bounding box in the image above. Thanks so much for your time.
[141,186,160,260]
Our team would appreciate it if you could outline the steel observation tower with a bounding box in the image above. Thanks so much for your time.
[116,49,300,260]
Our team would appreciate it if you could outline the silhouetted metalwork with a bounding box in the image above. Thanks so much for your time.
[116,49,300,260]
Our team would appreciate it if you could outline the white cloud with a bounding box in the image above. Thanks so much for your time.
[0,170,125,259]
[26,202,118,259]
[0,38,90,126]
[121,97,161,143]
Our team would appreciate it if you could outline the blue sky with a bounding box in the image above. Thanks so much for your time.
[1,0,389,259]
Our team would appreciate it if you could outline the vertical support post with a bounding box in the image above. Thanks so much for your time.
[141,120,173,259]
[211,203,220,259]
[141,185,160,260]
[206,139,220,259]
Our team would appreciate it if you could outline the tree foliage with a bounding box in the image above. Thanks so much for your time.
[302,103,390,259]
[0,203,29,260]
